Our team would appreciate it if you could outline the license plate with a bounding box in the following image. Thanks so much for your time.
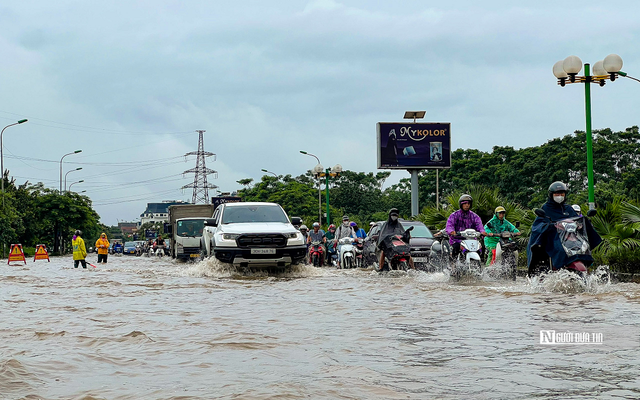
[190,253,199,258]
[413,257,427,263]
[251,248,276,255]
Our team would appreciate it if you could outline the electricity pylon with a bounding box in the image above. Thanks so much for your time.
[182,130,218,204]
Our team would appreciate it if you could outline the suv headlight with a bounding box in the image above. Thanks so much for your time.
[222,233,240,240]
[285,232,298,239]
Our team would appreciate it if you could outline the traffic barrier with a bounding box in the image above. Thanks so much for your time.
[33,244,50,262]
[8,244,26,265]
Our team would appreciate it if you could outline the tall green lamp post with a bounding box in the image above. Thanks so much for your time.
[553,54,626,211]
[300,151,342,225]
[318,164,342,226]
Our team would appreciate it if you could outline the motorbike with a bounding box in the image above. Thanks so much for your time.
[379,226,414,272]
[353,237,365,268]
[309,241,325,267]
[338,237,356,269]
[428,229,451,273]
[149,244,165,257]
[493,231,519,281]
[450,229,483,280]
[527,208,601,279]
[326,240,338,266]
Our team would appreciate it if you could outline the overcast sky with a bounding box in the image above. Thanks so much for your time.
[1,1,639,225]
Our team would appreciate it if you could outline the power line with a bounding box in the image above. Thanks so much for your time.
[0,110,193,136]
[92,189,184,206]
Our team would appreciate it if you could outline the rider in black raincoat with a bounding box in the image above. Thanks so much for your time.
[527,181,602,276]
[377,208,414,271]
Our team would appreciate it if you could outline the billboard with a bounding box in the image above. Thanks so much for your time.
[377,122,451,169]
[211,196,242,210]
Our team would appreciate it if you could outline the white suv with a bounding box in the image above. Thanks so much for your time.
[201,202,306,268]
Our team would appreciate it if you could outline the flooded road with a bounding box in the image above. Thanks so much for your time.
[2,255,639,399]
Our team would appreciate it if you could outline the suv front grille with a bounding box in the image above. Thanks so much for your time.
[236,234,287,248]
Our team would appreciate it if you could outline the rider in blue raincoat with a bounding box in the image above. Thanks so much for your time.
[527,181,601,276]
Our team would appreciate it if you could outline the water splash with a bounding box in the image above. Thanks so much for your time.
[526,266,612,294]
[176,257,331,279]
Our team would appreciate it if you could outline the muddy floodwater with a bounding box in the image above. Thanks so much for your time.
[1,255,640,399]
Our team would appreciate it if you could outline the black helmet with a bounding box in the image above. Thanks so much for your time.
[75,230,82,236]
[458,194,473,209]
[548,181,568,201]
[388,208,399,216]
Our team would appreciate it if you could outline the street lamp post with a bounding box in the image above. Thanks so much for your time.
[553,54,626,211]
[68,180,84,192]
[60,150,82,193]
[1,119,28,207]
[64,167,82,192]
[261,168,278,177]
[300,151,323,224]
[0,118,27,259]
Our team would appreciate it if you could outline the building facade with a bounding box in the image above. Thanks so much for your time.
[140,200,190,225]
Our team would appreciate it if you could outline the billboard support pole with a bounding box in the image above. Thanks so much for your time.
[410,169,419,216]
[436,169,440,210]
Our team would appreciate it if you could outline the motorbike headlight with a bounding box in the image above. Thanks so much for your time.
[222,233,240,240]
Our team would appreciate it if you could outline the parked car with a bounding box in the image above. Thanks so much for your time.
[123,241,141,256]
[363,220,434,270]
[400,220,435,271]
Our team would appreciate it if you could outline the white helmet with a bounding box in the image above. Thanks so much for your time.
[312,222,320,228]
[300,225,308,231]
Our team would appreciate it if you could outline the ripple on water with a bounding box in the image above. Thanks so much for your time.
[0,358,39,395]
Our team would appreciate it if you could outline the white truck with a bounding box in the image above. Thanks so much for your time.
[165,204,216,260]
[201,202,306,270]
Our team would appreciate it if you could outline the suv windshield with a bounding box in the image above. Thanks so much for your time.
[177,219,205,237]
[221,205,288,224]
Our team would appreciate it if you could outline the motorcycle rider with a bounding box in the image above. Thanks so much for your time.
[153,236,166,256]
[334,216,355,267]
[325,224,337,266]
[484,206,521,265]
[299,225,309,244]
[572,204,583,217]
[445,194,492,266]
[377,208,415,271]
[542,182,577,220]
[527,181,601,276]
[350,222,367,239]
[307,222,326,264]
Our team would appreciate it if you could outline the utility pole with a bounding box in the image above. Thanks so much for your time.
[182,130,218,204]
